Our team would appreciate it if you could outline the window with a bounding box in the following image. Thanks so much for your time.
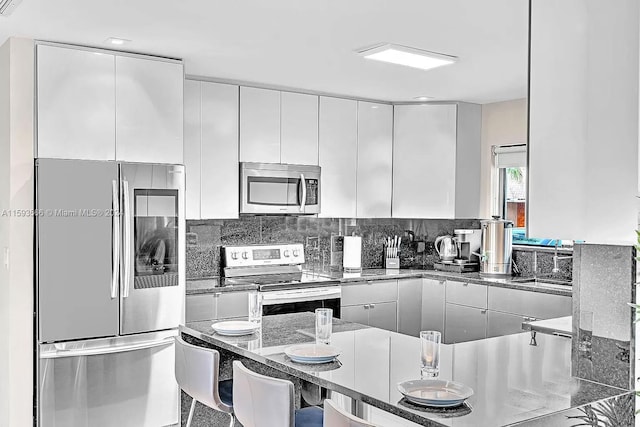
[492,145,527,235]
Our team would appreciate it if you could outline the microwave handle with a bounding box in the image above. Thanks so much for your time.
[299,173,306,212]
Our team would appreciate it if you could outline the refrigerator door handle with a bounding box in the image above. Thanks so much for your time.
[111,180,119,299]
[40,336,175,359]
[122,179,132,298]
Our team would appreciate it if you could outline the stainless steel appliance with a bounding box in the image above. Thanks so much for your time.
[434,229,481,273]
[35,159,184,427]
[480,216,513,276]
[240,162,321,215]
[434,235,457,262]
[223,243,341,316]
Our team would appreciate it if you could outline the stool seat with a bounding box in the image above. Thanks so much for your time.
[219,379,234,407]
[295,406,324,427]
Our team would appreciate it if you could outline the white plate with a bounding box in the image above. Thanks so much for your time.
[397,379,473,408]
[212,321,260,336]
[285,344,341,364]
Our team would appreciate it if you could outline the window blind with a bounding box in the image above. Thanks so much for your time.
[493,144,527,168]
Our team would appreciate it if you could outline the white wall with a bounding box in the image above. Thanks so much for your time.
[529,0,639,244]
[479,98,528,219]
[0,37,34,427]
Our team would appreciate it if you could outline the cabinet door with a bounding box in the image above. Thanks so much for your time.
[185,294,216,322]
[115,56,184,164]
[318,97,357,218]
[281,92,318,165]
[397,278,423,336]
[445,280,487,309]
[368,302,397,332]
[421,278,446,334]
[487,311,527,338]
[341,304,369,326]
[201,82,240,219]
[487,286,571,320]
[216,292,249,320]
[444,303,487,344]
[357,102,393,218]
[184,80,201,219]
[37,44,116,160]
[392,104,457,218]
[239,87,281,163]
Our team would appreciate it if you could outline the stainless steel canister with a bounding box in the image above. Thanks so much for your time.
[479,216,513,276]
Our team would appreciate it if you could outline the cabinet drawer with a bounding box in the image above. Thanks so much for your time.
[216,292,249,319]
[341,280,398,306]
[185,294,216,322]
[487,287,571,319]
[444,303,487,344]
[445,280,487,308]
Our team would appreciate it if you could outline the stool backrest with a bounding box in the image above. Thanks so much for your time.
[232,360,295,427]
[174,336,231,412]
[323,399,377,427]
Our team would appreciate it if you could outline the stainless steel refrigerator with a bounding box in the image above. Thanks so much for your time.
[36,159,184,427]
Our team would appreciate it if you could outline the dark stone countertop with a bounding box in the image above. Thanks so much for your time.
[187,269,572,296]
[181,312,626,427]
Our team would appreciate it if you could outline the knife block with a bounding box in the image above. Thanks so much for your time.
[385,256,400,269]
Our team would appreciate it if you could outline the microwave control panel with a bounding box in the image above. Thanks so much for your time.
[305,179,318,205]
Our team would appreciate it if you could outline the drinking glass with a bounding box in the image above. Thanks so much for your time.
[248,292,263,325]
[315,308,333,344]
[420,331,441,378]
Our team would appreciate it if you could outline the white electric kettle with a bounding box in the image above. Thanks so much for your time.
[434,235,457,262]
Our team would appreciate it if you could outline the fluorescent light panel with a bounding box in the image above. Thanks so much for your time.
[360,44,456,71]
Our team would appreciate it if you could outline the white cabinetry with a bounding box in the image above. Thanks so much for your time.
[392,103,481,219]
[184,79,239,220]
[319,97,358,218]
[115,56,184,163]
[36,44,116,160]
[281,92,319,165]
[239,87,281,163]
[421,278,446,334]
[341,280,398,332]
[36,43,184,164]
[357,101,393,218]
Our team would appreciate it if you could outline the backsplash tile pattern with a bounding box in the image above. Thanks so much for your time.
[186,216,573,282]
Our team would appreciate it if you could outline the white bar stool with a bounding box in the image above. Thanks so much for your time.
[323,399,377,427]
[232,360,324,427]
[174,336,234,427]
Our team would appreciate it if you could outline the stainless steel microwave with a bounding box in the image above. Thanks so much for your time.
[240,162,321,215]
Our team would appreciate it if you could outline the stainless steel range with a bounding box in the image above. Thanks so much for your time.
[223,243,341,317]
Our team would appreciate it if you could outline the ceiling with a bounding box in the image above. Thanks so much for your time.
[0,0,529,104]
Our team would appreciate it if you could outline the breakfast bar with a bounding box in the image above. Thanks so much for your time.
[180,313,629,427]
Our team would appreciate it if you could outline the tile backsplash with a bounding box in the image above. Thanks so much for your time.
[186,216,573,281]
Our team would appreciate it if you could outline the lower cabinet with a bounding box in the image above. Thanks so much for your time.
[444,303,487,344]
[341,302,398,332]
[421,278,446,335]
[487,311,530,338]
[397,278,423,336]
[185,291,249,322]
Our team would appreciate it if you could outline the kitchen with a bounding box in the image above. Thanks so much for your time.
[0,0,638,426]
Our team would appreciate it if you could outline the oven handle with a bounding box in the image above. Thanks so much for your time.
[262,288,341,305]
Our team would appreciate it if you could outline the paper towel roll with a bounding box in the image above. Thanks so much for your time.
[343,236,362,271]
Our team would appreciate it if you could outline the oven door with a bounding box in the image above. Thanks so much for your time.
[240,162,320,215]
[261,287,341,318]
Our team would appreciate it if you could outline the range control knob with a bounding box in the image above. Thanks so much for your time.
[230,251,238,260]
[241,251,249,260]
[292,249,300,257]
[283,249,290,258]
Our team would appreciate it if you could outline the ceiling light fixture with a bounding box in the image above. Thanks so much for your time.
[413,96,434,101]
[0,0,23,16]
[105,37,131,46]
[358,44,457,71]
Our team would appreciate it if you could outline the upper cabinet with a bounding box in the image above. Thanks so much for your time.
[239,87,281,163]
[280,92,319,165]
[357,101,393,218]
[115,56,184,164]
[36,43,184,164]
[239,87,319,165]
[392,103,480,219]
[184,79,239,220]
[318,97,358,218]
[37,44,116,160]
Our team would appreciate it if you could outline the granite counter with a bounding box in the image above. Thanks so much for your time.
[181,313,626,427]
